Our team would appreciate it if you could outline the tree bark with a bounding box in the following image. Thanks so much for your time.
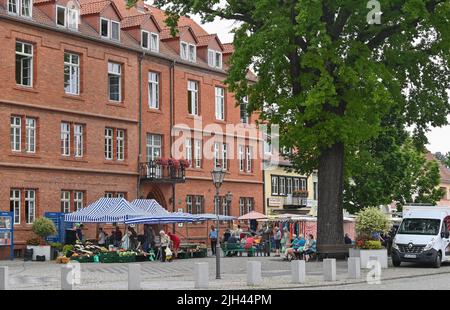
[317,142,345,245]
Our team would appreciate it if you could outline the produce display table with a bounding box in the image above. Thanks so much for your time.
[177,244,207,259]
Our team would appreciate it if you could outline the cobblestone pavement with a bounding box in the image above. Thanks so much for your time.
[2,256,450,289]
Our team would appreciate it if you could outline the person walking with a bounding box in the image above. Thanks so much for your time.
[98,227,107,247]
[273,227,282,256]
[159,230,171,262]
[209,225,218,256]
[167,231,181,258]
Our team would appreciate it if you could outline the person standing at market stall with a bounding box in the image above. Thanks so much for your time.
[113,226,123,247]
[209,225,218,256]
[159,230,171,262]
[98,227,107,247]
[167,231,180,258]
[273,227,282,257]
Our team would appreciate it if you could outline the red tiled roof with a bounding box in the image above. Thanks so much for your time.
[80,0,110,15]
[121,14,147,29]
[223,43,234,54]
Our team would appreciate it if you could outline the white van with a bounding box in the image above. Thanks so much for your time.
[392,205,450,268]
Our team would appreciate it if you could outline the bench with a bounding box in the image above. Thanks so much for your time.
[222,243,255,257]
[316,244,353,261]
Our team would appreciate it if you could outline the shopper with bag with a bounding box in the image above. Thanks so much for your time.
[159,230,171,262]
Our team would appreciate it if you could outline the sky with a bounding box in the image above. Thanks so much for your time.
[191,16,450,155]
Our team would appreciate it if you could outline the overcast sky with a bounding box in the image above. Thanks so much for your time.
[192,16,450,154]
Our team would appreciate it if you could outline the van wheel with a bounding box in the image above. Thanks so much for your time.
[433,252,442,268]
[392,257,401,267]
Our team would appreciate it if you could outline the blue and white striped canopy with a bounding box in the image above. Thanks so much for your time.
[124,212,198,225]
[130,199,169,216]
[65,198,146,223]
[194,214,236,221]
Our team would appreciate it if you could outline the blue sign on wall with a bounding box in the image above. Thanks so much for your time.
[0,211,14,260]
[44,212,68,244]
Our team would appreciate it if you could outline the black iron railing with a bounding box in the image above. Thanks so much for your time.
[139,160,186,183]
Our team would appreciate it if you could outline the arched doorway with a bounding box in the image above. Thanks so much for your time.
[145,186,168,211]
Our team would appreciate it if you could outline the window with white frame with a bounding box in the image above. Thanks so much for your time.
[187,80,198,115]
[150,33,159,52]
[100,18,120,41]
[16,41,33,87]
[74,191,84,211]
[208,49,222,69]
[185,138,192,162]
[8,0,32,17]
[186,195,193,214]
[25,117,36,153]
[10,116,21,151]
[214,142,227,170]
[213,142,220,168]
[195,196,203,214]
[141,30,150,49]
[301,178,307,190]
[108,62,121,102]
[25,189,35,224]
[180,41,196,62]
[146,133,162,161]
[67,7,78,30]
[287,178,293,195]
[240,96,249,124]
[74,124,83,157]
[148,72,159,109]
[238,145,244,171]
[56,6,66,26]
[279,177,286,195]
[294,178,300,191]
[215,87,225,120]
[117,192,126,199]
[194,139,202,168]
[271,176,279,195]
[313,181,318,200]
[222,143,228,170]
[61,122,70,156]
[61,190,71,213]
[105,192,114,198]
[245,146,252,172]
[104,128,113,160]
[64,52,80,95]
[246,198,254,213]
[116,129,125,160]
[239,198,245,216]
[10,189,20,225]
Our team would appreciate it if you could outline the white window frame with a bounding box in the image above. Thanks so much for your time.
[301,178,307,191]
[238,145,244,172]
[10,189,21,225]
[10,116,21,152]
[271,176,279,195]
[100,18,110,38]
[60,122,70,156]
[67,8,79,30]
[222,143,228,171]
[148,71,159,109]
[279,177,286,195]
[213,142,220,168]
[74,124,83,157]
[239,198,245,216]
[104,128,113,160]
[25,117,36,153]
[25,189,35,224]
[146,133,162,161]
[111,21,120,41]
[245,146,252,173]
[240,96,249,124]
[61,190,71,213]
[116,129,125,161]
[8,0,32,17]
[185,138,192,163]
[7,0,18,15]
[194,139,202,168]
[21,0,32,17]
[294,178,300,191]
[187,80,199,115]
[150,33,159,52]
[208,49,222,69]
[16,41,33,87]
[215,87,225,120]
[180,41,188,60]
[56,5,66,27]
[108,62,122,102]
[141,30,150,50]
[105,192,114,198]
[186,195,193,214]
[195,196,203,214]
[64,52,80,95]
[188,44,196,62]
[74,191,84,211]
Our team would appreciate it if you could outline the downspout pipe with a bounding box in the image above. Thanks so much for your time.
[137,52,145,199]
[170,60,176,233]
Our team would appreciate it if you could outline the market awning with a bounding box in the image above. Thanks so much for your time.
[130,199,169,215]
[238,211,267,220]
[194,214,236,221]
[124,212,198,225]
[65,198,146,223]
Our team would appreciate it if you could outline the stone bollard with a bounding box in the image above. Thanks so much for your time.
[247,261,262,286]
[128,264,141,290]
[291,260,305,283]
[194,263,209,289]
[61,265,74,290]
[323,258,336,282]
[0,266,8,290]
[347,257,361,279]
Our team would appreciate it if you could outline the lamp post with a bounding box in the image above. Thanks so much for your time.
[225,191,233,228]
[211,165,226,280]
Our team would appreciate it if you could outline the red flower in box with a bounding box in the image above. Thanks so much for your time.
[156,158,169,166]
[180,159,190,168]
[168,158,180,168]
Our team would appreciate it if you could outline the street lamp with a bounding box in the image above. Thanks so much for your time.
[211,165,226,279]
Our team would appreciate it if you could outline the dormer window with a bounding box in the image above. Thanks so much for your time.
[181,41,196,62]
[101,18,120,41]
[8,0,32,18]
[141,31,159,53]
[56,5,79,30]
[208,49,223,69]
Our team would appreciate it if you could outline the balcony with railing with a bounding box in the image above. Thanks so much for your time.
[283,195,308,207]
[139,159,187,183]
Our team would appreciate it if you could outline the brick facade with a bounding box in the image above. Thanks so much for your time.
[0,0,263,258]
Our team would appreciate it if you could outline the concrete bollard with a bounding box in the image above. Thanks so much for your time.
[194,263,209,289]
[291,260,305,283]
[0,266,8,290]
[247,261,262,286]
[323,258,336,282]
[347,257,361,279]
[128,264,141,290]
[61,265,74,290]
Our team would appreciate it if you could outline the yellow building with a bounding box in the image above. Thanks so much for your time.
[263,158,317,215]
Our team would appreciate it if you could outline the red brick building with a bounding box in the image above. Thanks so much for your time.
[0,0,263,257]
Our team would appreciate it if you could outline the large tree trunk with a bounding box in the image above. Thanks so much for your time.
[317,142,345,245]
